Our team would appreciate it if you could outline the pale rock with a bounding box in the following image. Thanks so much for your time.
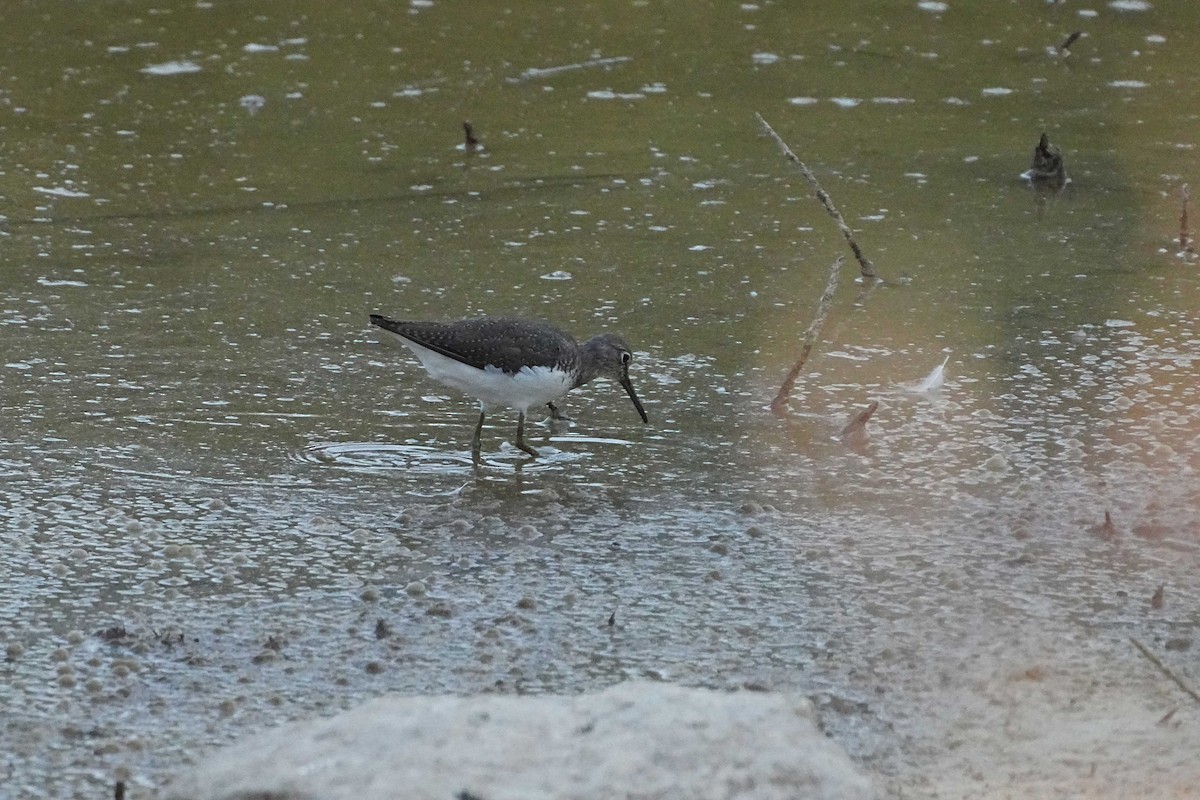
[164,682,876,800]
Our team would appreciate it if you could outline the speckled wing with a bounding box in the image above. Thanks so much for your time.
[370,316,579,375]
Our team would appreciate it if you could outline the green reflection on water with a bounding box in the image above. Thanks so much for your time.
[3,1,1199,796]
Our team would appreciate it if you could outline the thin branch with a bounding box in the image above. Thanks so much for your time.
[508,55,631,83]
[840,400,879,440]
[771,255,844,415]
[1058,31,1083,57]
[1180,184,1192,255]
[755,112,877,280]
[463,121,481,153]
[1130,636,1200,705]
[840,400,879,450]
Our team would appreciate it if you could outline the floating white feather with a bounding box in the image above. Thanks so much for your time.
[911,355,950,393]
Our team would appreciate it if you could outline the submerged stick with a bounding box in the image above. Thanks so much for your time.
[1130,636,1200,705]
[508,55,631,83]
[1058,31,1083,56]
[840,400,879,448]
[1180,184,1192,254]
[755,112,877,280]
[463,121,481,153]
[770,255,844,415]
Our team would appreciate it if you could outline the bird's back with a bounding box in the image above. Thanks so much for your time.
[370,316,579,374]
[370,315,583,412]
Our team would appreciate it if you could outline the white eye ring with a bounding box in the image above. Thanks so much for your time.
[621,351,632,365]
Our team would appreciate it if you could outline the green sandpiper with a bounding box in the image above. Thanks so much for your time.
[369,314,648,457]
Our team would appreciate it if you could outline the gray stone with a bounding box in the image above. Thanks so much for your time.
[164,682,876,800]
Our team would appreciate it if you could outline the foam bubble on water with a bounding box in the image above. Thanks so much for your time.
[32,186,89,198]
[141,60,201,76]
[239,94,266,114]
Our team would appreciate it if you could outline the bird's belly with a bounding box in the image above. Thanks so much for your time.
[411,347,571,411]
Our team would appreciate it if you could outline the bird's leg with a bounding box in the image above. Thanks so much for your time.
[472,410,485,456]
[546,401,573,422]
[515,411,539,457]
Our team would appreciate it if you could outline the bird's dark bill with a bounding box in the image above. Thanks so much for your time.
[620,373,649,424]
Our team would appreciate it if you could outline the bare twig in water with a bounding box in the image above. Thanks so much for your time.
[1028,132,1066,185]
[1058,31,1083,56]
[508,55,631,83]
[463,121,481,153]
[770,255,845,415]
[840,401,879,447]
[1157,707,1179,727]
[1090,509,1118,540]
[1179,184,1193,254]
[114,781,126,800]
[755,113,877,280]
[1130,637,1200,705]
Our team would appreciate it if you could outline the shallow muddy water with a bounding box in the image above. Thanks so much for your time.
[2,1,1199,797]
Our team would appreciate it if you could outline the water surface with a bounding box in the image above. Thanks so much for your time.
[2,1,1198,797]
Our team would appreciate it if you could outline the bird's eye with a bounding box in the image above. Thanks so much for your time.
[621,351,632,365]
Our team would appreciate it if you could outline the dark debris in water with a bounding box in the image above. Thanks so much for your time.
[96,625,135,646]
[1028,132,1066,187]
[153,629,186,648]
